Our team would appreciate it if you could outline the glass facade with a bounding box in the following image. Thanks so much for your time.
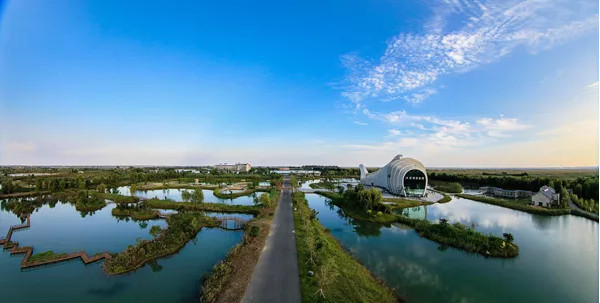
[403,169,426,196]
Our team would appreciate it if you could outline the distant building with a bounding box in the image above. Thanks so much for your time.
[270,170,321,175]
[480,187,534,199]
[531,186,560,207]
[359,154,427,197]
[214,163,251,173]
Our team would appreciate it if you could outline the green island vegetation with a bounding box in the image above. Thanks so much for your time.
[316,188,398,224]
[292,191,399,303]
[28,250,68,263]
[212,187,266,199]
[0,166,279,197]
[431,181,463,193]
[200,190,280,302]
[181,189,204,202]
[103,212,219,275]
[382,197,432,209]
[316,186,519,258]
[112,203,160,220]
[74,190,106,211]
[396,215,519,257]
[145,198,261,215]
[456,194,571,216]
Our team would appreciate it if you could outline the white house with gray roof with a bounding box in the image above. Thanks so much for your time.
[531,186,560,207]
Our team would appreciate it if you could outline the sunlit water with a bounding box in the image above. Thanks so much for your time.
[0,200,244,302]
[305,194,599,303]
[115,186,258,206]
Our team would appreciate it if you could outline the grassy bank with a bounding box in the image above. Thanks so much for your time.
[103,212,219,275]
[293,192,399,303]
[437,193,452,203]
[456,194,571,216]
[145,198,260,215]
[29,250,68,263]
[570,208,599,222]
[201,191,280,303]
[383,197,430,209]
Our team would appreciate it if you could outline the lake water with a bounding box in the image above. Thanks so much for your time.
[305,194,599,303]
[0,200,245,302]
[115,186,258,206]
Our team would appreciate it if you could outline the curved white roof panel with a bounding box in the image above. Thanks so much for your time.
[359,155,428,196]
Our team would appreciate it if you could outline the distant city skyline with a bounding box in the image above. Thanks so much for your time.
[0,0,598,167]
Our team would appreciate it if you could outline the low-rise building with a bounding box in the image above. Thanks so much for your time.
[480,186,534,199]
[214,163,251,173]
[531,186,560,207]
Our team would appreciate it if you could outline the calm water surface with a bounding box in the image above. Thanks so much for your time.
[306,194,599,303]
[0,200,244,302]
[115,186,258,206]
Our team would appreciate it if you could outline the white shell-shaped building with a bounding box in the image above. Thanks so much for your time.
[359,155,428,197]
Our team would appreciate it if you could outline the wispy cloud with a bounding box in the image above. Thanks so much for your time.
[355,108,531,150]
[341,0,598,106]
[477,116,531,137]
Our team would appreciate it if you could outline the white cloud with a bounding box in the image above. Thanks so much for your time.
[353,120,368,126]
[341,0,598,105]
[476,117,531,137]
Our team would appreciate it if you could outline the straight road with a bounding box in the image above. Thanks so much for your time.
[241,176,301,303]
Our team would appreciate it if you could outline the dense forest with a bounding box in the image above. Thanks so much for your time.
[429,171,599,202]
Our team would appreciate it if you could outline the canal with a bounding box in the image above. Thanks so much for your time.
[305,194,599,302]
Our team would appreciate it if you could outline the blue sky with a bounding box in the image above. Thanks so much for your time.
[0,0,598,167]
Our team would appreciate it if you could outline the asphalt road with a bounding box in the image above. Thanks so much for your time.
[241,176,301,303]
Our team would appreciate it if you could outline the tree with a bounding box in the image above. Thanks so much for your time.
[192,189,204,203]
[181,190,192,202]
[503,232,514,243]
[259,193,271,207]
[149,225,162,238]
[97,183,107,193]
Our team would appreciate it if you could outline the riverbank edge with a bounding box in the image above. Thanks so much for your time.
[293,192,401,303]
[200,191,281,303]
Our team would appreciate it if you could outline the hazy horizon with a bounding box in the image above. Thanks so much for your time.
[1,0,598,167]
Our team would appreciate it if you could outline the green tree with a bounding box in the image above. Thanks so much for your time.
[192,189,204,203]
[503,233,514,243]
[259,193,271,207]
[97,183,107,193]
[149,225,162,238]
[181,190,192,202]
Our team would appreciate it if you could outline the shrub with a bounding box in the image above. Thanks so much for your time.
[250,225,259,237]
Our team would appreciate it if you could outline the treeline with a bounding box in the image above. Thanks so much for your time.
[430,172,599,202]
[570,192,599,214]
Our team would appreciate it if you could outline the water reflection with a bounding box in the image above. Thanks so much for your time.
[115,186,258,206]
[305,193,599,303]
[0,197,246,302]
